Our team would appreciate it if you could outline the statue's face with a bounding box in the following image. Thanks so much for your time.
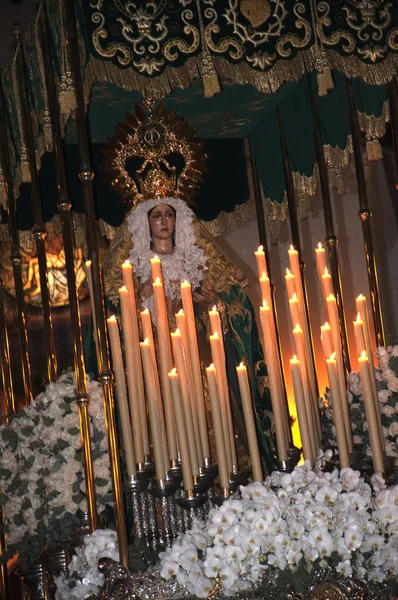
[148,203,176,242]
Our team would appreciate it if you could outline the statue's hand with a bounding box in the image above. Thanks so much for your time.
[193,285,218,305]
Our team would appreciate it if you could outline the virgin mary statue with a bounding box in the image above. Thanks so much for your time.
[89,103,278,474]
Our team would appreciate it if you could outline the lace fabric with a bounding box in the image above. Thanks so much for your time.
[127,197,207,313]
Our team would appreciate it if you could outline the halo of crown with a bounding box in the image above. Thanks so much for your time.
[103,102,208,208]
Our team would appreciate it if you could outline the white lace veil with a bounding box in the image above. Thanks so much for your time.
[126,197,206,311]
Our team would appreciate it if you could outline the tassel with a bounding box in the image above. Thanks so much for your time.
[20,160,31,183]
[317,68,334,97]
[201,53,221,98]
[366,138,383,161]
[0,182,6,209]
[59,88,77,116]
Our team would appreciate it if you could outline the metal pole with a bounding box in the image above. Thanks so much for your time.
[308,77,351,374]
[13,23,57,383]
[0,72,33,405]
[0,280,15,419]
[277,108,319,401]
[38,4,98,533]
[63,0,128,566]
[346,77,385,348]
[244,137,292,445]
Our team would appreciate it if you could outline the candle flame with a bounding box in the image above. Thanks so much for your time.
[154,277,161,284]
[260,271,267,280]
[170,367,177,375]
[175,328,180,335]
[293,355,298,361]
[317,242,323,250]
[211,332,220,340]
[142,337,150,345]
[239,362,244,369]
[182,280,190,286]
[293,323,302,333]
[326,293,335,301]
[285,268,292,276]
[123,260,131,268]
[355,313,362,323]
[289,244,295,252]
[120,285,127,292]
[323,267,329,276]
[153,255,160,261]
[289,293,298,302]
[108,315,117,322]
[357,294,364,300]
[361,350,367,359]
[142,308,149,314]
[256,245,263,253]
[85,260,91,267]
[177,309,184,315]
[262,299,268,309]
[212,305,217,312]
[209,363,215,370]
[321,322,331,330]
[329,352,336,360]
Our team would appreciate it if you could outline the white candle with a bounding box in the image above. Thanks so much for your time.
[122,261,150,457]
[320,322,334,359]
[315,243,327,281]
[290,356,313,462]
[152,277,178,463]
[325,353,350,468]
[358,351,384,474]
[236,362,263,481]
[107,316,136,476]
[285,268,296,300]
[321,267,333,301]
[254,245,267,279]
[168,369,194,491]
[181,280,210,460]
[206,364,230,490]
[150,255,163,284]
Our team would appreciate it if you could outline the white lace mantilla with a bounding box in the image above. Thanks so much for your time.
[127,198,206,314]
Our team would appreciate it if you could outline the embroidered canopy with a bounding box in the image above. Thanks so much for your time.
[0,0,397,246]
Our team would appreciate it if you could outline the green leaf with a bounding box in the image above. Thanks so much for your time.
[42,416,55,426]
[21,426,34,437]
[95,477,108,487]
[67,427,80,436]
[13,513,24,527]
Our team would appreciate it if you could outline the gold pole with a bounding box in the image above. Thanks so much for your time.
[308,77,351,374]
[63,0,128,566]
[0,508,9,600]
[38,3,98,532]
[13,23,58,383]
[346,77,385,348]
[0,280,15,419]
[0,71,33,405]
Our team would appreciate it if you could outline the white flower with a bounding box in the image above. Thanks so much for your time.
[368,569,386,583]
[160,560,180,580]
[336,560,353,577]
[193,576,214,598]
[378,389,392,404]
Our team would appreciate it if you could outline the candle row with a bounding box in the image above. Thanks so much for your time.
[103,258,264,494]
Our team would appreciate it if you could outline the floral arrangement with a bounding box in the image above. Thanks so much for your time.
[159,460,398,598]
[0,372,113,566]
[54,529,119,600]
[321,345,398,464]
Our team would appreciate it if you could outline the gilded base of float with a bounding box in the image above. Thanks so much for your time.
[98,557,397,600]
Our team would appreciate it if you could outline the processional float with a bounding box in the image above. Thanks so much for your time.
[0,1,398,599]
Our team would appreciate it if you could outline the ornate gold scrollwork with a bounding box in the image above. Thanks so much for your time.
[275,3,312,58]
[316,2,356,53]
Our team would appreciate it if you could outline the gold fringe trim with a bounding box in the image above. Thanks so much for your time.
[201,196,255,238]
[267,194,288,245]
[317,68,334,97]
[293,165,319,219]
[366,139,383,162]
[323,135,353,195]
[358,100,390,162]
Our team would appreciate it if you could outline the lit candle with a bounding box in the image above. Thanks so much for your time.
[320,322,334,359]
[181,280,210,461]
[321,267,333,301]
[140,339,166,482]
[122,261,150,457]
[208,307,237,471]
[259,301,288,462]
[325,353,350,468]
[140,308,170,469]
[356,295,373,365]
[107,316,136,476]
[358,351,384,474]
[293,324,318,458]
[315,242,327,281]
[254,245,267,279]
[119,286,145,465]
[168,369,194,491]
[170,329,200,475]
[206,364,230,490]
[290,356,313,462]
[85,260,99,363]
[289,293,301,330]
[175,309,203,466]
[285,268,296,300]
[259,272,272,308]
[325,294,353,452]
[236,363,263,481]
[153,277,178,464]
[150,255,163,284]
[209,332,233,474]
[353,313,366,358]
[288,247,318,411]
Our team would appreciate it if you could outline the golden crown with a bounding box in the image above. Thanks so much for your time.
[103,102,207,207]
